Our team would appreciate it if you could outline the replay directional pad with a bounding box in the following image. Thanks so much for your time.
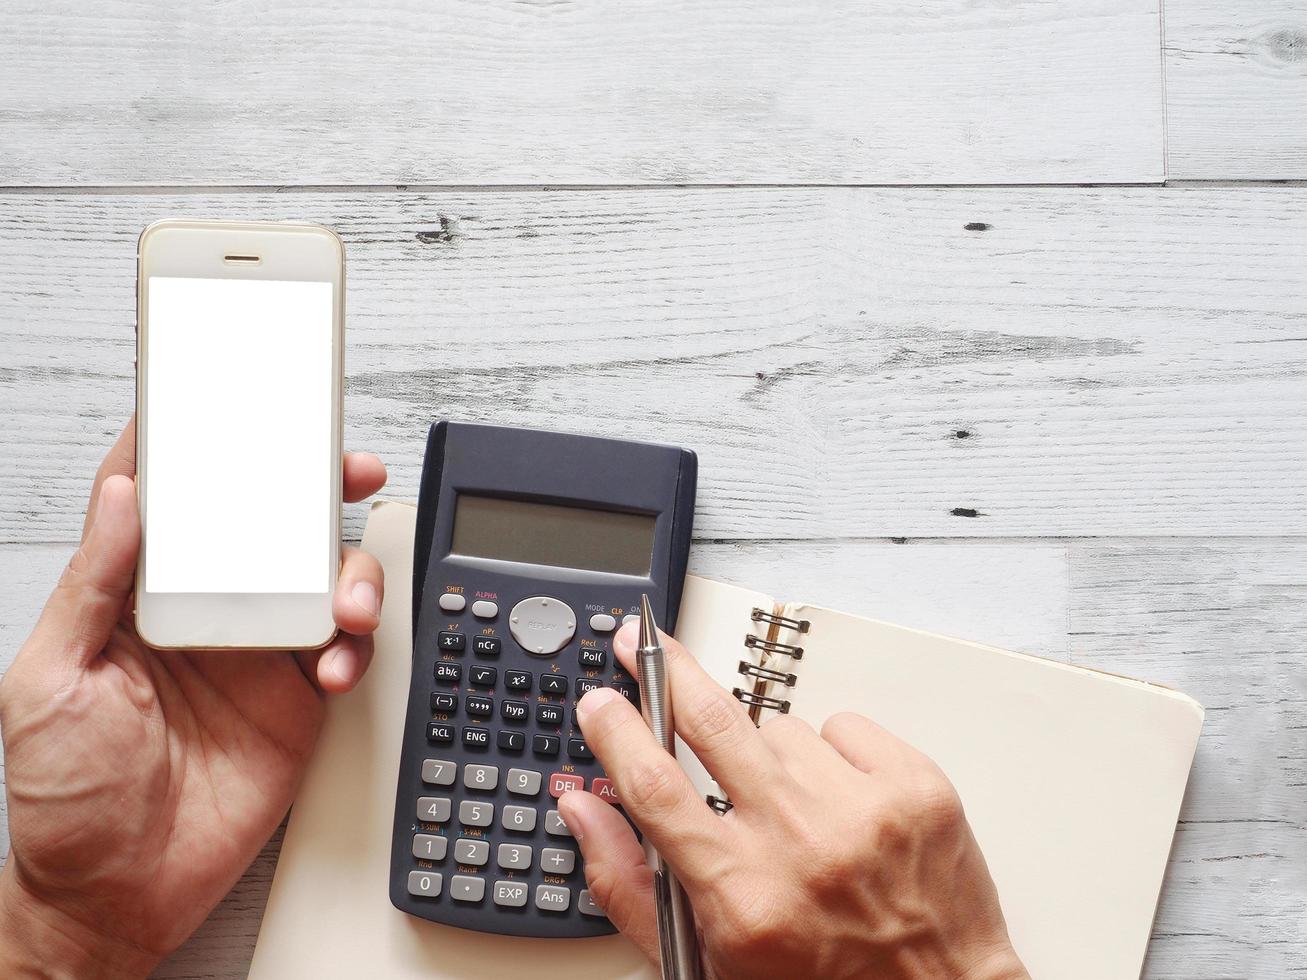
[509,596,577,656]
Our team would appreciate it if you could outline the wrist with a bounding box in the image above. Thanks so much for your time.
[0,861,158,979]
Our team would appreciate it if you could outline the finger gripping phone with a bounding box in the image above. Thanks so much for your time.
[134,219,345,650]
[390,421,697,937]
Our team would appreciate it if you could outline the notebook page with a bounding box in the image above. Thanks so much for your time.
[782,602,1203,980]
[249,500,652,979]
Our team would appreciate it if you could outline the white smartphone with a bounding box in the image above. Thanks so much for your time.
[135,219,344,650]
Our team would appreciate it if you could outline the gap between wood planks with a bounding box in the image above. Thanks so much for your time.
[3,180,1307,195]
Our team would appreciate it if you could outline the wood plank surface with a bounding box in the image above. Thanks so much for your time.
[0,0,1165,186]
[1068,539,1307,980]
[1165,0,1307,179]
[3,187,1305,543]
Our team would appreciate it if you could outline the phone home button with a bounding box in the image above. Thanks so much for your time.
[509,596,576,656]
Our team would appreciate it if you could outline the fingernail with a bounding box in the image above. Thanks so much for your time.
[350,580,379,618]
[558,792,587,842]
[576,686,622,726]
[613,620,639,652]
[330,645,358,685]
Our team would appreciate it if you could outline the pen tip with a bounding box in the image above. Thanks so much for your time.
[639,593,658,648]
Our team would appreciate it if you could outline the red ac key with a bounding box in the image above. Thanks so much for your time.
[591,777,619,806]
[549,772,584,798]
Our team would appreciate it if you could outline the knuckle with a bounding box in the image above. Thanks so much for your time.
[61,544,92,585]
[759,712,810,741]
[620,756,689,817]
[682,690,746,749]
[820,710,868,741]
[581,863,644,939]
[911,767,965,830]
[583,862,622,913]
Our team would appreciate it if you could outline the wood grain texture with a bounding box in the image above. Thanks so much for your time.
[0,0,1165,186]
[1165,0,1307,179]
[1068,539,1307,980]
[3,187,1305,544]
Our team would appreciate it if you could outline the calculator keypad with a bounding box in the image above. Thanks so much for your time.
[400,585,643,939]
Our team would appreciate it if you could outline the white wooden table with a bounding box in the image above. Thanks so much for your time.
[1,2,1304,977]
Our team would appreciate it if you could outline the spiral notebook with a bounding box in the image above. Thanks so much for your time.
[249,500,1203,980]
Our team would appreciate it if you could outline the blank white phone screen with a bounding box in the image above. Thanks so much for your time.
[145,277,334,593]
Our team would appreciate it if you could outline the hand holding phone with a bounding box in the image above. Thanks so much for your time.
[0,421,387,976]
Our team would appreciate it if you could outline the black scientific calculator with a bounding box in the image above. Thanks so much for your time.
[389,421,697,938]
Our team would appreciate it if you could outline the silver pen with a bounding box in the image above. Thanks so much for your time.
[636,593,702,980]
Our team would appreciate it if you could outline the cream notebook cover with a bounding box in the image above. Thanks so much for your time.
[250,501,1202,980]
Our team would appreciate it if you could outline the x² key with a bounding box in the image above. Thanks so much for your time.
[549,772,584,798]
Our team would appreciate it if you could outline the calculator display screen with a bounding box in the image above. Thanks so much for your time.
[450,494,655,576]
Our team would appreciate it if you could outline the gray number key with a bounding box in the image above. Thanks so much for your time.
[464,763,499,791]
[417,796,451,823]
[407,870,442,898]
[459,800,494,827]
[422,759,456,786]
[412,833,447,861]
[506,768,542,796]
[497,842,532,870]
[453,838,489,866]
[494,880,530,908]
[541,847,575,875]
[544,809,572,837]
[450,875,486,902]
[501,804,537,832]
[535,884,571,912]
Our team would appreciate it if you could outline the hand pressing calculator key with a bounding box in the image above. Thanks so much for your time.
[389,421,697,938]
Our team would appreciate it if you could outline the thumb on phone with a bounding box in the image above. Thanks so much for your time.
[35,474,140,666]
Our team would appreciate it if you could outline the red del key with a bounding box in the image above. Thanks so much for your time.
[549,772,584,798]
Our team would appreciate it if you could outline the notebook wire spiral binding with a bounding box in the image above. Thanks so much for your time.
[706,607,811,815]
